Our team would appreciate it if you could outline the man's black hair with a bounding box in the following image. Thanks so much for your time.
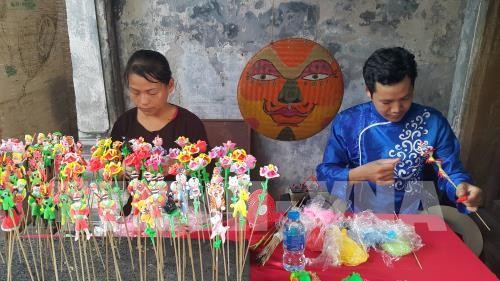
[363,47,417,95]
[124,49,172,86]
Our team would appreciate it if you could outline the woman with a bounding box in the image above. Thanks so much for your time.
[111,50,208,216]
[111,49,208,149]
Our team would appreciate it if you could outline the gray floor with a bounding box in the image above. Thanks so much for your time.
[0,233,249,281]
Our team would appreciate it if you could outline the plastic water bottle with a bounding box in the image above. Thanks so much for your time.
[283,210,306,272]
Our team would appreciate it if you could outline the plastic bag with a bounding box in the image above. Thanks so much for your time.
[307,224,342,269]
[301,196,340,252]
[378,218,423,265]
[347,210,423,266]
[348,211,389,249]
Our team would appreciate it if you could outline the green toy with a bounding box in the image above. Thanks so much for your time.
[57,193,72,225]
[289,271,322,281]
[381,238,412,257]
[0,189,15,211]
[41,197,56,221]
[341,272,364,281]
[290,271,312,281]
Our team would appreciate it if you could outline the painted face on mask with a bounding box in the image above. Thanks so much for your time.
[238,38,344,140]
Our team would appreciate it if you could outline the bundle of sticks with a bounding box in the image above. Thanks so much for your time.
[251,195,308,266]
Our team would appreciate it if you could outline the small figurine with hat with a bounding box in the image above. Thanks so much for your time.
[70,191,92,241]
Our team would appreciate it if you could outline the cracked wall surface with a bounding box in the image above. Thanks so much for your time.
[0,0,77,139]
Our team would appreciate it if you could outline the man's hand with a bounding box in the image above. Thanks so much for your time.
[456,183,482,212]
[349,158,400,185]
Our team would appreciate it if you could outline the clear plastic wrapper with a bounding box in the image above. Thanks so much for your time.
[348,211,389,249]
[339,227,369,266]
[301,196,341,252]
[307,222,369,269]
[306,224,342,269]
[347,210,423,266]
[306,208,423,268]
[378,217,423,265]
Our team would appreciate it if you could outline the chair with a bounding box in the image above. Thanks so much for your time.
[424,205,483,256]
[201,119,251,152]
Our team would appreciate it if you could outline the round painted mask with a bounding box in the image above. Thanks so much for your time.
[237,38,343,140]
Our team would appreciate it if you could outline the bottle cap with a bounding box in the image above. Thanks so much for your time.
[287,210,300,220]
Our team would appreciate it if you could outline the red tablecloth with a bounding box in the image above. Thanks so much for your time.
[250,214,498,281]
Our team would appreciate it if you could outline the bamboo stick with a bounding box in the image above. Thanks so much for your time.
[7,231,13,281]
[138,235,144,281]
[0,243,4,264]
[109,231,123,281]
[37,220,45,281]
[15,221,34,281]
[144,236,147,281]
[105,233,109,281]
[188,234,196,281]
[82,238,91,281]
[60,233,75,281]
[88,238,96,281]
[69,232,81,281]
[77,235,85,281]
[49,221,60,281]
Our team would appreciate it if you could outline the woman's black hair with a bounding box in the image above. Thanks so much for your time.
[124,49,172,86]
[363,47,417,95]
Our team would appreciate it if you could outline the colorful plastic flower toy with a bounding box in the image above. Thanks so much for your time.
[419,144,462,197]
[418,143,472,203]
[290,271,321,281]
[0,189,15,212]
[70,192,92,241]
[13,178,27,206]
[55,193,72,226]
[10,140,25,165]
[28,169,47,220]
[230,189,249,218]
[206,167,227,249]
[209,210,229,245]
[207,176,226,212]
[103,162,123,181]
[0,188,22,231]
[259,164,279,201]
[146,175,167,228]
[136,200,157,242]
[341,272,364,281]
[171,173,189,216]
[163,192,181,238]
[41,197,57,222]
[187,177,201,214]
[96,190,119,232]
[419,143,491,230]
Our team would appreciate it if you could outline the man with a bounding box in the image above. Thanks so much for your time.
[316,47,481,214]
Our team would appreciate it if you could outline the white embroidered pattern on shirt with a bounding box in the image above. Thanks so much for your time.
[388,109,431,192]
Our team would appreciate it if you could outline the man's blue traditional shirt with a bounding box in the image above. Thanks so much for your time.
[317,102,471,213]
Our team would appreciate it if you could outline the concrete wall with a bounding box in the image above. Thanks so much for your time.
[110,0,470,197]
[0,0,77,139]
[66,0,108,135]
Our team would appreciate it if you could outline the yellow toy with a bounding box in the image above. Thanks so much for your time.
[230,189,249,218]
[340,228,369,266]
